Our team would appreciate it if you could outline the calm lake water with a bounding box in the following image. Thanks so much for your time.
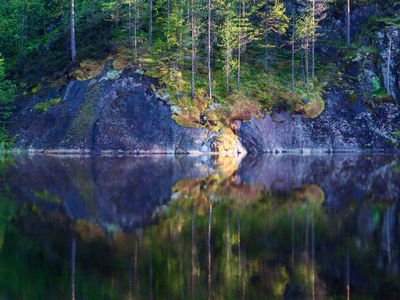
[0,153,400,299]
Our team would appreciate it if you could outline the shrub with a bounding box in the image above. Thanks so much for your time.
[371,76,380,92]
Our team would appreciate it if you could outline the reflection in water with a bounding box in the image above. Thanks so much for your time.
[0,154,400,298]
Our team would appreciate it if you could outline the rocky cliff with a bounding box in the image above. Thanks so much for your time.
[9,66,223,154]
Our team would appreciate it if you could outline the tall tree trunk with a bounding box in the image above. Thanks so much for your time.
[129,0,132,38]
[207,0,212,98]
[242,0,246,62]
[312,0,315,78]
[71,0,76,62]
[167,0,170,43]
[149,254,153,300]
[292,31,294,91]
[149,0,153,45]
[387,41,392,95]
[208,205,212,300]
[305,44,309,95]
[226,46,230,92]
[237,2,241,90]
[265,1,268,74]
[176,63,180,101]
[191,0,195,99]
[347,0,350,48]
[71,235,76,300]
[191,207,196,292]
[134,0,137,62]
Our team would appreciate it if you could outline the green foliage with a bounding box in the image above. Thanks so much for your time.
[33,97,61,113]
[267,0,289,35]
[0,56,15,121]
[0,128,16,150]
[34,189,61,204]
[371,76,380,92]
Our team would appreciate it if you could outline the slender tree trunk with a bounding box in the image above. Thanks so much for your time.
[134,0,137,62]
[237,2,241,90]
[226,47,230,92]
[149,254,153,300]
[387,41,392,95]
[305,44,309,95]
[242,0,246,62]
[208,205,212,300]
[301,51,305,85]
[167,0,170,43]
[149,0,153,45]
[191,0,195,99]
[312,0,315,78]
[71,235,76,300]
[71,0,76,62]
[292,32,295,91]
[207,0,212,98]
[347,0,350,48]
[176,63,180,101]
[129,0,132,38]
[191,207,195,292]
[265,1,268,74]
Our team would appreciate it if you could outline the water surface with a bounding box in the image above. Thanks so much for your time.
[1,154,400,299]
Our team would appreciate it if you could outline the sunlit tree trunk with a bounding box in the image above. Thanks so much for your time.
[191,0,195,99]
[237,2,241,90]
[207,0,212,98]
[311,0,315,78]
[71,0,76,62]
[264,0,268,74]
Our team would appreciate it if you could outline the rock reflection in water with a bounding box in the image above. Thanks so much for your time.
[1,154,400,299]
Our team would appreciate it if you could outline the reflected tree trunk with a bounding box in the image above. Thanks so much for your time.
[71,235,76,300]
[191,206,196,295]
[207,0,212,98]
[226,211,230,283]
[238,213,241,298]
[346,252,350,300]
[208,205,212,300]
[149,254,153,300]
[134,238,138,295]
[312,220,315,300]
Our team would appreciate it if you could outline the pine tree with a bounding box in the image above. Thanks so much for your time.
[218,0,239,92]
[296,8,316,95]
[237,0,256,90]
[309,0,330,78]
[0,56,15,122]
[262,0,289,74]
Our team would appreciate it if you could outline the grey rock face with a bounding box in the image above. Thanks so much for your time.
[9,68,223,154]
[238,88,400,153]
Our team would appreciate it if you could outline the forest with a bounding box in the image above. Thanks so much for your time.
[0,0,399,148]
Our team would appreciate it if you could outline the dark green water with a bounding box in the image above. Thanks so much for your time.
[1,154,400,299]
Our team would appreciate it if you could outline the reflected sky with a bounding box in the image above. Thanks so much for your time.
[0,154,400,299]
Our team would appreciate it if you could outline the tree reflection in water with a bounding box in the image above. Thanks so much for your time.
[0,154,399,299]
